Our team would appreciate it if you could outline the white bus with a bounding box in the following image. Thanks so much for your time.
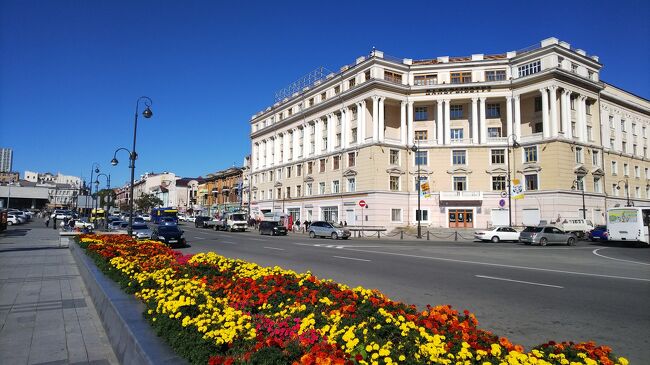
[606,207,650,245]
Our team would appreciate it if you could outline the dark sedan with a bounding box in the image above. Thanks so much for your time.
[259,221,288,236]
[152,225,186,247]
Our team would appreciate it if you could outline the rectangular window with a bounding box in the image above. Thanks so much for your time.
[286,166,292,178]
[635,187,641,198]
[296,185,301,197]
[306,183,312,196]
[609,115,614,129]
[450,71,472,84]
[485,69,506,81]
[592,150,600,166]
[318,182,325,194]
[451,128,464,140]
[389,176,400,191]
[518,60,541,77]
[611,161,617,175]
[308,98,314,107]
[414,130,428,141]
[364,70,371,81]
[486,103,501,118]
[624,163,629,176]
[587,126,593,141]
[621,120,626,132]
[347,177,356,192]
[297,164,302,176]
[414,176,428,191]
[414,74,437,86]
[453,176,467,191]
[525,174,538,190]
[320,92,326,101]
[336,133,341,147]
[524,146,538,163]
[334,85,341,94]
[391,208,402,222]
[415,151,428,165]
[571,63,578,73]
[622,141,627,152]
[319,159,326,173]
[390,149,400,165]
[348,152,356,167]
[487,127,501,137]
[450,105,463,119]
[534,97,542,112]
[635,166,640,178]
[307,161,313,175]
[593,177,602,193]
[269,171,274,182]
[491,149,505,164]
[492,176,506,191]
[415,209,429,222]
[575,147,583,164]
[632,123,637,135]
[384,70,402,84]
[452,150,466,165]
[351,128,357,143]
[612,184,619,196]
[332,180,340,194]
[333,155,340,170]
[285,186,291,198]
[277,187,282,199]
[348,78,356,88]
[415,107,428,121]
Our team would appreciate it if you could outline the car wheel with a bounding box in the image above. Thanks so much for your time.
[309,231,316,239]
[7,221,12,226]
[214,225,219,231]
[491,236,500,243]
[331,232,338,240]
[567,237,576,246]
[540,238,548,246]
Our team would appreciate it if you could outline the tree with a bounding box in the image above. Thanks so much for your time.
[135,193,163,213]
[98,189,116,208]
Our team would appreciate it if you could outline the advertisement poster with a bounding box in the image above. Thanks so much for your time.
[420,182,431,198]
[608,209,638,223]
[511,178,524,199]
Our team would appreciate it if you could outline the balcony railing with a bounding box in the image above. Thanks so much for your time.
[487,136,508,143]
[384,75,403,84]
[449,138,472,145]
[439,191,483,201]
[518,133,543,143]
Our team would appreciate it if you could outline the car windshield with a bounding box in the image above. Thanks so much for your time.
[231,214,246,221]
[132,225,149,231]
[159,226,180,233]
[523,227,543,232]
[331,223,343,228]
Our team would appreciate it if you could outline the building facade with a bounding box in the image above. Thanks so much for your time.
[197,167,244,216]
[0,148,13,173]
[247,37,650,228]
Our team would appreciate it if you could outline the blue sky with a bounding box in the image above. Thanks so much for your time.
[1,0,649,187]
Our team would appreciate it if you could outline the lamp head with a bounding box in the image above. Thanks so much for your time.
[616,185,621,190]
[410,144,418,152]
[143,106,153,119]
[94,167,100,173]
[111,158,118,166]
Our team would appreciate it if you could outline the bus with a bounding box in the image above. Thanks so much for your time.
[90,208,106,222]
[151,207,178,224]
[606,207,650,245]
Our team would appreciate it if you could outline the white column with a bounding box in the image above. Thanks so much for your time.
[327,114,334,152]
[540,87,550,138]
[263,140,268,167]
[272,136,279,165]
[471,97,479,144]
[378,97,385,142]
[292,128,300,160]
[506,96,513,139]
[560,90,570,138]
[372,96,379,142]
[601,111,611,148]
[341,107,349,149]
[514,95,521,140]
[479,97,487,144]
[283,132,290,163]
[444,99,451,145]
[549,85,559,137]
[581,96,589,142]
[436,100,444,145]
[407,101,414,145]
[400,101,407,145]
[302,125,308,157]
[252,143,258,170]
[358,101,366,144]
[314,120,322,155]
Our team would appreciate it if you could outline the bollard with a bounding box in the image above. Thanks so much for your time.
[454,231,458,241]
[400,231,403,240]
[427,231,430,240]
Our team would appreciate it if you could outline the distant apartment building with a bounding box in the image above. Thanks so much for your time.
[196,167,244,216]
[0,148,13,173]
[247,37,650,228]
[24,171,82,187]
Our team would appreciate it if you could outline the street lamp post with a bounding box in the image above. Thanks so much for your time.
[507,135,521,227]
[572,178,586,219]
[89,163,100,218]
[111,96,153,236]
[410,140,422,239]
[616,179,631,207]
[96,173,111,230]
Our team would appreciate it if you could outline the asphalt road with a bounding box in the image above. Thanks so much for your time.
[173,223,650,363]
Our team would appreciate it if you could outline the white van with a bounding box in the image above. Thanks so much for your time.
[607,207,650,245]
[557,218,594,238]
[224,212,248,232]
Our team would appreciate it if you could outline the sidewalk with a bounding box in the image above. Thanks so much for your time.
[0,221,118,365]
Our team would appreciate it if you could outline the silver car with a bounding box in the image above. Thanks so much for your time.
[519,225,577,246]
[131,223,153,239]
[308,221,351,240]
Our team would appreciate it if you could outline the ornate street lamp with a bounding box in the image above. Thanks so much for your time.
[111,95,153,236]
[410,140,422,239]
[572,178,586,219]
[88,163,100,218]
[96,173,111,230]
[507,135,521,227]
[616,179,631,207]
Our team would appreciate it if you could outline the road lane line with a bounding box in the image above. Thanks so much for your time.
[193,236,205,239]
[339,248,650,282]
[222,240,237,245]
[475,275,563,289]
[592,248,650,266]
[332,255,371,262]
[264,246,285,251]
[250,238,266,241]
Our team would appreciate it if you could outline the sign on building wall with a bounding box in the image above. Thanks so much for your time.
[420,182,432,198]
[511,179,524,200]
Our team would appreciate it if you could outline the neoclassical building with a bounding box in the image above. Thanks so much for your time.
[247,37,650,228]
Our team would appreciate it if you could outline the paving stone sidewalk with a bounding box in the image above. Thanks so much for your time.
[0,221,118,365]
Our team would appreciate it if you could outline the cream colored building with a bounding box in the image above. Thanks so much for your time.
[247,38,650,229]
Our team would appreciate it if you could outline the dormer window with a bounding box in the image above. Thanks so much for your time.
[518,60,541,77]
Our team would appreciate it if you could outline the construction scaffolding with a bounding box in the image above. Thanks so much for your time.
[274,66,327,103]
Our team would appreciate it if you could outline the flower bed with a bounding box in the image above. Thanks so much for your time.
[77,234,628,365]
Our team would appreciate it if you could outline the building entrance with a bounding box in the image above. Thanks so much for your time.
[449,209,473,228]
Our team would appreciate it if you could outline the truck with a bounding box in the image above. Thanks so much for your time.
[606,207,650,245]
[221,212,248,232]
[556,218,594,238]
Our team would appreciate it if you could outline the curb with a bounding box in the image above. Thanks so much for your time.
[69,238,186,365]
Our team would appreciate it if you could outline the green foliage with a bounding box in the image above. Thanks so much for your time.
[136,193,164,212]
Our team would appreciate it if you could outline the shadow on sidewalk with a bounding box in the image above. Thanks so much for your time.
[0,228,31,237]
[0,246,68,253]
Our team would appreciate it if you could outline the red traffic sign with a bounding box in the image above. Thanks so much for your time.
[358,200,367,207]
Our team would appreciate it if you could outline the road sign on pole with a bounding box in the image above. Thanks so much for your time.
[359,200,366,207]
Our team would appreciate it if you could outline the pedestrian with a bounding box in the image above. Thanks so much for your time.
[53,216,57,230]
[68,219,75,231]
[344,221,347,226]
[45,215,50,227]
[295,219,301,232]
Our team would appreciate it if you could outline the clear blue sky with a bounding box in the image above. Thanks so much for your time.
[1,0,649,187]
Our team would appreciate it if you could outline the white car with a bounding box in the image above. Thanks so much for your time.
[7,214,21,225]
[141,214,151,222]
[474,227,520,242]
[177,214,187,222]
[186,216,196,223]
[74,219,94,230]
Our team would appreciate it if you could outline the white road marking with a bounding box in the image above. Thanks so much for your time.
[475,275,563,288]
[264,246,285,251]
[250,238,266,241]
[222,240,237,245]
[193,236,205,239]
[592,248,650,266]
[340,247,650,282]
[332,256,371,262]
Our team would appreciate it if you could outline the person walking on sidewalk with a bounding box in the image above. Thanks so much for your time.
[45,215,50,228]
[52,216,57,230]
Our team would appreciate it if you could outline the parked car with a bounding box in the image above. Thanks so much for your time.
[519,225,577,246]
[141,213,151,222]
[194,216,211,228]
[474,227,520,242]
[73,218,94,230]
[177,214,187,222]
[186,216,196,223]
[259,221,288,236]
[10,210,29,222]
[7,214,21,225]
[51,209,73,220]
[158,216,177,226]
[132,216,145,225]
[108,220,128,231]
[588,225,608,241]
[308,221,351,240]
[152,225,186,247]
[131,223,153,239]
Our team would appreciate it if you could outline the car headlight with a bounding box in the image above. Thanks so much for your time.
[180,235,184,239]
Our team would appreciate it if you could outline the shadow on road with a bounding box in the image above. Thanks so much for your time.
[0,246,67,253]
[589,241,649,249]
[0,228,31,238]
